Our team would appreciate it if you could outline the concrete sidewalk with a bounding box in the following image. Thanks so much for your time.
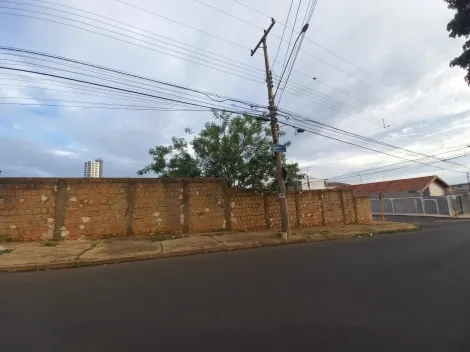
[0,221,418,272]
[373,213,470,219]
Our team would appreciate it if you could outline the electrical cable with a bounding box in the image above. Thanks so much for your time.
[277,0,318,105]
[3,47,389,127]
[27,0,411,126]
[346,152,470,181]
[0,66,268,116]
[278,109,470,169]
[0,47,265,109]
[272,0,294,69]
[277,119,469,174]
[6,0,266,77]
[277,0,302,92]
[0,8,264,84]
[327,146,470,180]
[0,102,212,111]
[0,59,259,113]
[4,49,382,126]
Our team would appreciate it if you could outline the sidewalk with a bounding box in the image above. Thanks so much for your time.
[373,213,470,219]
[0,221,418,272]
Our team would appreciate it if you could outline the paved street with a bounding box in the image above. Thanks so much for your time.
[2,220,470,352]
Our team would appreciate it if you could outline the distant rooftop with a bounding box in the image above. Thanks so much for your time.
[343,175,449,195]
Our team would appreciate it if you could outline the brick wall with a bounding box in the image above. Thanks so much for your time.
[229,189,266,231]
[133,180,184,236]
[341,191,357,224]
[355,196,373,224]
[187,180,226,233]
[0,178,372,241]
[297,191,322,227]
[64,179,128,240]
[0,179,55,241]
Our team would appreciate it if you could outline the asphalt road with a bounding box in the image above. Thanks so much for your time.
[2,221,470,352]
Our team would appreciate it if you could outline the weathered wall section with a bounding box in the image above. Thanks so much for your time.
[0,178,372,241]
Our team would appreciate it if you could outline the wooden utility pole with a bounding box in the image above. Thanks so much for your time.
[251,18,290,239]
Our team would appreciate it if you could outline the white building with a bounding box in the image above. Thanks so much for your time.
[299,176,326,190]
[84,159,103,178]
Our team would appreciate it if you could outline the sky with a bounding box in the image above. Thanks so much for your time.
[0,0,469,185]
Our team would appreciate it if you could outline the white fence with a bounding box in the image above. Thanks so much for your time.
[371,196,453,216]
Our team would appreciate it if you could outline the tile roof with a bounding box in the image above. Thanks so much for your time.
[344,175,449,195]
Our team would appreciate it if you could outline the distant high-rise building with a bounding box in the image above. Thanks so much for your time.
[84,159,103,178]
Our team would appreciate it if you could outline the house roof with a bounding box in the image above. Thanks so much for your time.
[344,175,449,195]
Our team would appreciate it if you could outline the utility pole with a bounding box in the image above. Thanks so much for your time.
[251,18,290,239]
[306,167,311,190]
[467,172,470,192]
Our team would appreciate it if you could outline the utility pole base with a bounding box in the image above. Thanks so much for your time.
[278,232,288,240]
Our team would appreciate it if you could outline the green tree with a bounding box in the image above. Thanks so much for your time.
[138,111,304,191]
[445,0,470,84]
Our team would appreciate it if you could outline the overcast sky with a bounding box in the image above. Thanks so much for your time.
[0,0,469,185]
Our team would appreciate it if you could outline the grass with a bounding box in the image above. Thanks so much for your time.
[0,248,14,255]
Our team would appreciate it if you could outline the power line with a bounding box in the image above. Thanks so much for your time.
[327,146,470,180]
[0,51,269,115]
[227,0,445,119]
[0,80,212,107]
[277,119,469,174]
[279,109,470,169]
[272,0,294,68]
[0,55,247,108]
[101,0,418,125]
[5,3,432,130]
[193,0,388,93]
[0,59,255,112]
[277,0,302,89]
[191,0,264,31]
[274,31,303,98]
[2,47,387,127]
[350,153,470,181]
[21,0,267,76]
[10,1,380,122]
[4,53,383,127]
[0,47,265,109]
[0,66,268,116]
[279,86,383,126]
[277,0,318,105]
[326,143,459,175]
[115,0,381,104]
[227,0,389,87]
[0,101,213,112]
[0,7,265,83]
[230,0,272,19]
[113,0,252,52]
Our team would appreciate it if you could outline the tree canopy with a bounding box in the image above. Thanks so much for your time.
[138,111,303,191]
[445,0,470,84]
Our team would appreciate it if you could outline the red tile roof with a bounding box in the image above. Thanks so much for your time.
[344,175,449,195]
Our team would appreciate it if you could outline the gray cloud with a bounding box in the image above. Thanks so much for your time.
[0,0,469,185]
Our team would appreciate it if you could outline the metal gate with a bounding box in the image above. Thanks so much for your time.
[450,195,464,215]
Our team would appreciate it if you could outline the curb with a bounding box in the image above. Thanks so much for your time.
[0,226,419,272]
